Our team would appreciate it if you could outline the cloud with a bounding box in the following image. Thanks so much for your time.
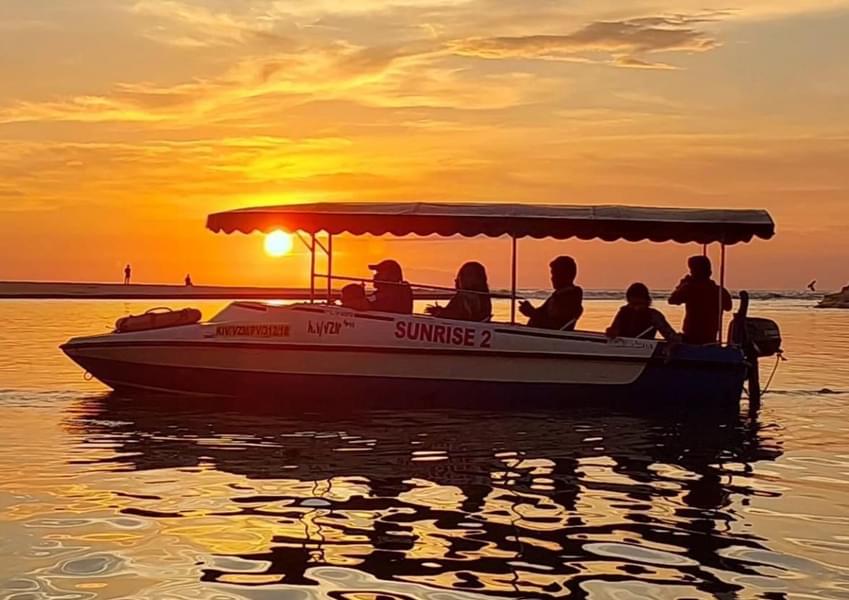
[0,5,732,131]
[0,135,370,216]
[0,33,539,127]
[131,0,295,48]
[452,14,723,68]
[615,56,678,70]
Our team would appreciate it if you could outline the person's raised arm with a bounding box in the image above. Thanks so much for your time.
[668,278,690,305]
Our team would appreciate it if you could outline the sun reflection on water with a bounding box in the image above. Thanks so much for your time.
[1,300,849,598]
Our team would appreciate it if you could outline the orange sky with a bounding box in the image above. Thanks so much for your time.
[1,0,848,291]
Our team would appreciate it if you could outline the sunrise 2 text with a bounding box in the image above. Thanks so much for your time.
[394,321,491,348]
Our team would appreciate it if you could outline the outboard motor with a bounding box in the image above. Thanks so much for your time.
[728,291,783,407]
[741,317,783,358]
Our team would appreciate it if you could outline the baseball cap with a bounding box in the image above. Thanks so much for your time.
[368,259,403,282]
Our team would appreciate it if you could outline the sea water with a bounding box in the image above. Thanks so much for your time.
[1,298,848,599]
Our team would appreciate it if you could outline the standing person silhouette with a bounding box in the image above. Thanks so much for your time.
[668,255,732,345]
[123,264,132,285]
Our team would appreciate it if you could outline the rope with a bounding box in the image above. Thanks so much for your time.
[560,318,578,331]
[317,273,522,300]
[761,352,783,395]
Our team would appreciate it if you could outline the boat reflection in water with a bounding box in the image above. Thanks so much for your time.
[67,395,782,598]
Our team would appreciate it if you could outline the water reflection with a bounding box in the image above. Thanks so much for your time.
[62,395,783,598]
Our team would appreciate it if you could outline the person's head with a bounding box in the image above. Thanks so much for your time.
[550,256,577,289]
[625,282,652,311]
[688,255,712,280]
[368,259,404,289]
[456,261,489,292]
[341,283,366,305]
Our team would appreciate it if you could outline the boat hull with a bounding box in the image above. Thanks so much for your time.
[63,352,745,407]
[62,303,747,407]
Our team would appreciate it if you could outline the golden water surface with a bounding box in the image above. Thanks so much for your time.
[1,299,848,599]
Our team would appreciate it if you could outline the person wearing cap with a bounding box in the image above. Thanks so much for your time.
[519,256,583,330]
[367,259,414,314]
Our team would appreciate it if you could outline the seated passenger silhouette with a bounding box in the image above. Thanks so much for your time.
[668,256,732,345]
[606,283,681,341]
[366,259,414,314]
[340,283,369,310]
[426,261,492,322]
[520,256,583,330]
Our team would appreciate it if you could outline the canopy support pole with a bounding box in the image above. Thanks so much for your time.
[295,231,311,250]
[310,234,316,304]
[718,243,727,344]
[510,235,518,324]
[312,236,329,255]
[296,231,331,303]
[326,234,333,302]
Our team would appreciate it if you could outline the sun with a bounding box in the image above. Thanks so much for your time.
[264,231,294,257]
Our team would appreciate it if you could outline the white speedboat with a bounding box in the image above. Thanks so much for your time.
[62,202,780,406]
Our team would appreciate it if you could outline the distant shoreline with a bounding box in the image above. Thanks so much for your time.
[0,281,450,300]
[0,281,828,303]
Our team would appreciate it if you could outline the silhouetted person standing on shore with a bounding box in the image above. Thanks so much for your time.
[185,274,193,287]
[668,256,732,345]
[124,264,132,285]
[520,256,583,330]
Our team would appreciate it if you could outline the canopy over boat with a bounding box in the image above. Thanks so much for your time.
[207,202,775,245]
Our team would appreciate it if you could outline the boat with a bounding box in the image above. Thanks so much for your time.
[61,202,780,406]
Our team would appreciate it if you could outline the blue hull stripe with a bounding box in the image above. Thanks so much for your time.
[65,353,746,406]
